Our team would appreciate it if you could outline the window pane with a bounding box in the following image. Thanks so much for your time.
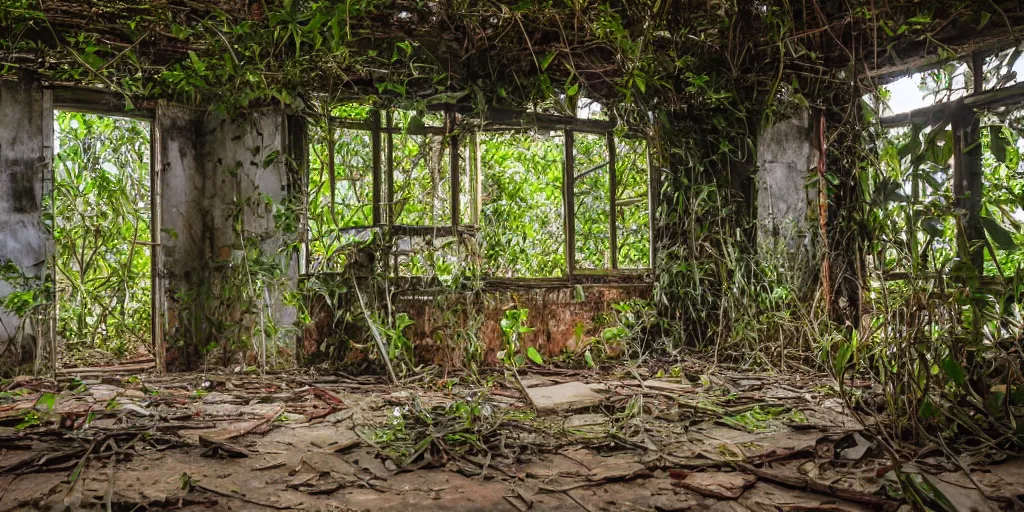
[395,234,471,284]
[392,111,450,226]
[872,122,955,275]
[979,107,1024,272]
[308,120,375,271]
[616,138,650,268]
[480,131,565,277]
[574,132,610,269]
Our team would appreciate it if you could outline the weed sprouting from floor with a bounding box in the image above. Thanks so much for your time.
[367,392,541,469]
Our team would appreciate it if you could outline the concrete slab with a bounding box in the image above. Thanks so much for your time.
[526,382,604,412]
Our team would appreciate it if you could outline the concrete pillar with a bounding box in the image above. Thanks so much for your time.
[0,78,51,369]
[756,109,818,250]
[200,109,299,365]
[154,106,300,368]
[153,103,206,369]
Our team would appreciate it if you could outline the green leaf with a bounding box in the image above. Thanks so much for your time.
[990,125,1007,163]
[981,215,1017,250]
[584,349,595,368]
[978,11,992,29]
[918,396,939,419]
[634,74,646,93]
[526,346,544,365]
[539,51,556,71]
[69,453,88,484]
[833,338,856,378]
[35,392,55,412]
[909,474,958,512]
[939,355,965,387]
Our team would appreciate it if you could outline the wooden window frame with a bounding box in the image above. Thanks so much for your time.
[309,105,658,282]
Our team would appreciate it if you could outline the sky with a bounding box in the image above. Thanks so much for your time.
[881,55,1024,115]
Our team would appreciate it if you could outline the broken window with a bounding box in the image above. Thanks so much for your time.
[574,132,612,269]
[479,130,566,277]
[874,60,974,117]
[984,44,1024,90]
[571,131,652,272]
[391,111,452,226]
[303,105,653,279]
[615,138,651,269]
[307,106,379,273]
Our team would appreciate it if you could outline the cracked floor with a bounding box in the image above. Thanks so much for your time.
[1,365,1021,511]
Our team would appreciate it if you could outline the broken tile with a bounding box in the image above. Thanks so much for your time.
[565,413,608,428]
[651,493,699,511]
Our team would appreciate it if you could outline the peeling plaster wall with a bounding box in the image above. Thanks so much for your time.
[201,110,299,348]
[0,79,47,353]
[154,103,205,357]
[756,109,818,249]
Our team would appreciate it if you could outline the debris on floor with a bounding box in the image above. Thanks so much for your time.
[0,366,1019,511]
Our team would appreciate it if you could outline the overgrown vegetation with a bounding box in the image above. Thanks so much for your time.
[5,0,1024,469]
[851,60,1024,453]
[53,111,152,362]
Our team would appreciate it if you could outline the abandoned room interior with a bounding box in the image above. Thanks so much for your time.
[5,1,1024,511]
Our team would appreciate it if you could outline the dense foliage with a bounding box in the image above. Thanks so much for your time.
[53,112,152,362]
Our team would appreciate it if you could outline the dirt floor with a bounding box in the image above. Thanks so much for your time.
[0,364,1021,511]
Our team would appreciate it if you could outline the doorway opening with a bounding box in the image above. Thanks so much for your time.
[52,111,154,369]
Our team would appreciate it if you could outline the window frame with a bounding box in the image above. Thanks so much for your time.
[305,105,657,281]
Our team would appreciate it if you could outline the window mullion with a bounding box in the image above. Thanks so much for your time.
[607,132,618,270]
[470,131,481,225]
[386,110,394,226]
[564,129,576,280]
[448,110,460,230]
[647,136,657,269]
[371,109,382,226]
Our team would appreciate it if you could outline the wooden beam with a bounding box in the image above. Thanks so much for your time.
[484,107,615,133]
[50,85,153,119]
[880,81,1024,128]
[878,101,954,127]
[869,27,1020,82]
[150,104,165,374]
[327,116,446,136]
